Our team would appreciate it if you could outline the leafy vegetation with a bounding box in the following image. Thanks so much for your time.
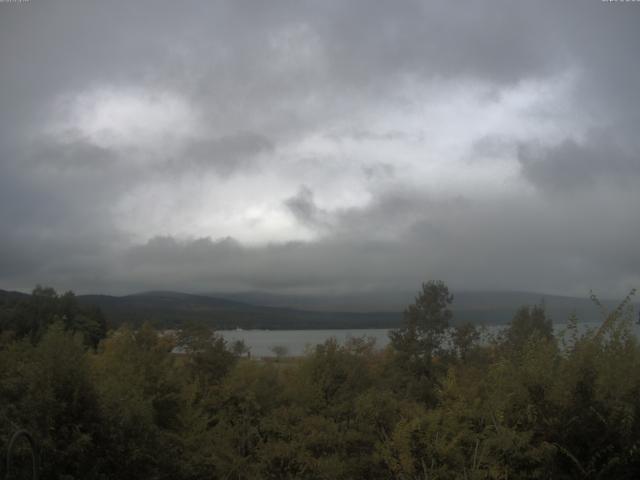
[1,282,639,479]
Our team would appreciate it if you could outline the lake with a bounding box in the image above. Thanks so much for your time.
[218,322,628,357]
[218,328,392,357]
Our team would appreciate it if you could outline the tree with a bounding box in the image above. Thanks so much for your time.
[231,339,251,358]
[91,323,185,479]
[504,304,553,353]
[451,322,480,361]
[0,286,106,347]
[390,280,453,359]
[178,322,237,388]
[388,280,453,403]
[270,345,289,362]
[0,322,103,479]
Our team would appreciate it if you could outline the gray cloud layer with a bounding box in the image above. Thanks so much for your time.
[1,0,639,297]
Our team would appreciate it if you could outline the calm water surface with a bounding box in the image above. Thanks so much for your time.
[218,322,625,357]
[218,329,391,357]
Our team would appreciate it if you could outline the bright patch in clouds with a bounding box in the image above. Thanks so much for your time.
[53,87,200,152]
[43,73,585,246]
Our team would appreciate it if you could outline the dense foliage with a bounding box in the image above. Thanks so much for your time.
[0,286,107,347]
[1,282,640,479]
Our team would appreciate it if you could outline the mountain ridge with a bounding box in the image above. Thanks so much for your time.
[3,288,634,330]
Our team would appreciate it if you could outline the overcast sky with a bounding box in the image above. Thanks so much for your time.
[1,0,639,297]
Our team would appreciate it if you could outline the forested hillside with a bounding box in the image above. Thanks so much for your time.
[4,287,620,331]
[1,282,640,479]
[75,291,401,330]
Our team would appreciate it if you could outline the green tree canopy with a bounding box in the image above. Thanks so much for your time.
[388,280,454,403]
[504,304,553,353]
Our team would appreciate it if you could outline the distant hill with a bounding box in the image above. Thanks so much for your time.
[452,291,625,325]
[3,288,634,331]
[214,289,634,326]
[0,289,30,303]
[76,291,401,330]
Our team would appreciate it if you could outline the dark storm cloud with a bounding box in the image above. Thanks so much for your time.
[518,133,640,192]
[73,186,640,296]
[284,186,328,230]
[1,0,639,297]
[283,186,463,241]
[0,0,581,139]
